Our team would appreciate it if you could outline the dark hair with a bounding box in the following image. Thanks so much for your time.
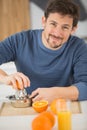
[44,0,80,27]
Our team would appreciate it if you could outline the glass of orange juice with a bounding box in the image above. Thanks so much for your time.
[56,99,72,130]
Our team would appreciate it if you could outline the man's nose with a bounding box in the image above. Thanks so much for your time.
[54,26,63,36]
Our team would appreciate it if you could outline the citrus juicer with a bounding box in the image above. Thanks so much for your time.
[10,89,32,108]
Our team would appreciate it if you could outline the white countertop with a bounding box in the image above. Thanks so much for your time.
[0,114,87,130]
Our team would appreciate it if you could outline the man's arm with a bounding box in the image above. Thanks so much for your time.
[54,86,79,100]
[30,86,79,104]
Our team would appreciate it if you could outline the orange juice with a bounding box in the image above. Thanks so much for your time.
[57,110,72,130]
[56,99,72,130]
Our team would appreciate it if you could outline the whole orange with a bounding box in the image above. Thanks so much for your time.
[32,114,52,130]
[50,99,58,114]
[40,111,55,127]
[32,100,48,113]
[50,99,66,114]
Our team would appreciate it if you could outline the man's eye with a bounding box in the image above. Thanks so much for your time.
[50,23,56,26]
[63,26,69,30]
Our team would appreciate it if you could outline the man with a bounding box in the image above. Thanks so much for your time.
[0,0,87,104]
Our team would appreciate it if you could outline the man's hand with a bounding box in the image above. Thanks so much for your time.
[1,72,30,89]
[30,87,58,104]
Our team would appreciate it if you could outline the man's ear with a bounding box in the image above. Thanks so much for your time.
[71,25,78,35]
[42,16,46,28]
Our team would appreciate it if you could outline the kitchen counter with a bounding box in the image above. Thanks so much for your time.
[0,106,87,130]
[0,84,87,130]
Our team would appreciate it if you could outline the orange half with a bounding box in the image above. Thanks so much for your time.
[16,81,21,90]
[32,100,48,113]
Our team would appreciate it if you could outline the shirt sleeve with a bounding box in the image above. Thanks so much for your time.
[0,32,24,65]
[74,82,87,100]
[72,41,87,101]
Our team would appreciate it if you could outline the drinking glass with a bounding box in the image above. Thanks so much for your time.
[56,99,72,130]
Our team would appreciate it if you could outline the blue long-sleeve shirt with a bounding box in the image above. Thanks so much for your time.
[0,29,87,100]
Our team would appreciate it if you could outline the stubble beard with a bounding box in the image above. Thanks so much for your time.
[46,34,63,49]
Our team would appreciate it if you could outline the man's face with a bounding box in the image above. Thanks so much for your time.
[42,13,77,50]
